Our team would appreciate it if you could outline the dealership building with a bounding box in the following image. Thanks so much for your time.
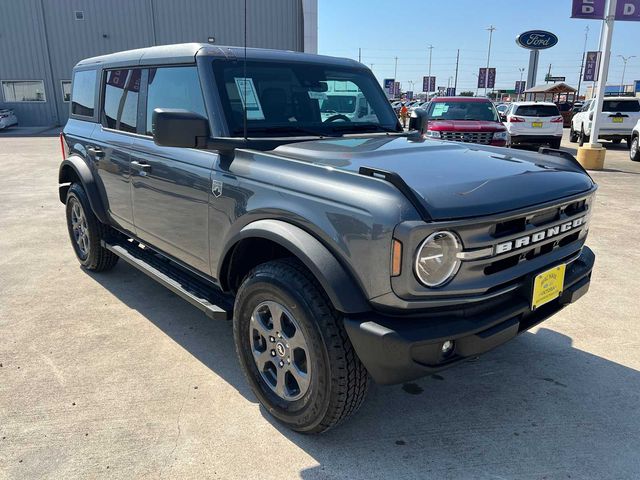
[0,0,318,127]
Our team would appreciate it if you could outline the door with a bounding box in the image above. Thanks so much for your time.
[91,68,142,232]
[130,66,214,275]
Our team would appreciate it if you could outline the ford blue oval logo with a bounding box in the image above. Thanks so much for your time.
[516,30,558,50]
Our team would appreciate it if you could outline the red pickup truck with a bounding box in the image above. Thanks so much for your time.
[422,97,508,146]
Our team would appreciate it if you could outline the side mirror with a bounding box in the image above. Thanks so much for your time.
[500,114,507,122]
[152,108,209,148]
[409,108,429,134]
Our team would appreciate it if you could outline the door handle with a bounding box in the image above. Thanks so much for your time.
[86,146,105,159]
[131,160,152,174]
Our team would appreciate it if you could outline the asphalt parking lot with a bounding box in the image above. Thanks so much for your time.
[1,129,639,480]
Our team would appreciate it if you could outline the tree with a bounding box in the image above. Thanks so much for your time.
[459,91,474,97]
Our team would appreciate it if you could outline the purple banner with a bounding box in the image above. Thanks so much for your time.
[515,80,526,94]
[572,0,606,19]
[583,51,600,81]
[422,76,436,92]
[572,0,640,20]
[383,78,394,97]
[446,87,456,96]
[478,68,487,88]
[393,81,400,96]
[487,68,496,89]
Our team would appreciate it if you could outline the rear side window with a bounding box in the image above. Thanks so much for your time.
[71,70,97,117]
[515,105,560,117]
[145,66,206,135]
[102,69,141,133]
[602,100,640,113]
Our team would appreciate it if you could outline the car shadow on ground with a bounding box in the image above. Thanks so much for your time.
[88,261,640,479]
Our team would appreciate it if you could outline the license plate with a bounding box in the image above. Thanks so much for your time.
[532,264,566,310]
[532,122,543,128]
[612,117,624,123]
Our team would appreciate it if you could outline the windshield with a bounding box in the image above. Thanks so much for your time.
[602,100,640,113]
[515,105,560,117]
[426,100,499,122]
[212,60,400,137]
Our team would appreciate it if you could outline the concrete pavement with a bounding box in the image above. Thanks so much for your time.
[1,132,639,479]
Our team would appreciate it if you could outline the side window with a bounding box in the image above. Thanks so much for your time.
[71,70,97,117]
[102,69,141,133]
[145,66,206,136]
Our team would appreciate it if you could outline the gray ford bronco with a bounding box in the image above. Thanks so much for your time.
[59,44,596,433]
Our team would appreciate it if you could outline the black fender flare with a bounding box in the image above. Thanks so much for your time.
[58,156,109,224]
[219,219,370,314]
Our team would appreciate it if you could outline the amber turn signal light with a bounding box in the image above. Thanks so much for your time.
[392,239,402,277]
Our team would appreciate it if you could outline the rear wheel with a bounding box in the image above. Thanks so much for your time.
[233,259,369,434]
[65,183,118,271]
[579,124,589,144]
[551,139,562,149]
[611,138,622,145]
[630,136,640,162]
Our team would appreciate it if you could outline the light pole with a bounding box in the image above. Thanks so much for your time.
[618,55,636,94]
[577,25,589,99]
[518,67,525,101]
[394,56,398,81]
[427,45,434,94]
[485,25,496,96]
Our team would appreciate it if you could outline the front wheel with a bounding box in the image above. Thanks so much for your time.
[233,259,369,434]
[569,125,579,143]
[630,136,640,162]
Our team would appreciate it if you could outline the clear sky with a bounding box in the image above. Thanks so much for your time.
[318,0,640,94]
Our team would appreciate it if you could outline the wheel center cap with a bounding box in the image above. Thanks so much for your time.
[276,342,286,357]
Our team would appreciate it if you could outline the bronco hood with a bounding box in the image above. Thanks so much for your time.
[273,136,595,220]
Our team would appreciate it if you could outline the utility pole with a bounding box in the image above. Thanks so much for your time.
[485,25,496,96]
[369,63,374,71]
[427,45,434,93]
[358,47,361,63]
[454,49,460,95]
[618,55,636,93]
[577,26,589,99]
[546,64,552,83]
[518,67,525,101]
[394,56,398,81]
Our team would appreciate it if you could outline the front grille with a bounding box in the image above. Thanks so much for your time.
[441,131,494,144]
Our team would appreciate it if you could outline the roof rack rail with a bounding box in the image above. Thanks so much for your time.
[358,166,432,221]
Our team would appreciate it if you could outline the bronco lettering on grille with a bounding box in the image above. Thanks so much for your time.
[494,216,586,255]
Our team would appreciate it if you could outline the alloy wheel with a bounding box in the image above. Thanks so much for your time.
[70,198,90,258]
[249,301,311,401]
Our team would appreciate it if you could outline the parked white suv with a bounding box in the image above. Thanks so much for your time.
[570,96,640,148]
[630,119,640,162]
[504,102,564,149]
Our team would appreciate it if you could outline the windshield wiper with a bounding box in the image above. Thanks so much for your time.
[234,125,336,137]
[328,124,400,134]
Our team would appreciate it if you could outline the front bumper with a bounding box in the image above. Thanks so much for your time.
[344,246,594,385]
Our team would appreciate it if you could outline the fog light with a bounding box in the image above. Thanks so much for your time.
[441,340,455,356]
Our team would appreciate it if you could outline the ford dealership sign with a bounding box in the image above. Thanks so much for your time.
[516,30,558,50]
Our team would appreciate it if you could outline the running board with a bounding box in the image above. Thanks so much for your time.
[102,240,233,320]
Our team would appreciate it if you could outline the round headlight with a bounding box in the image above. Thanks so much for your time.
[414,231,462,287]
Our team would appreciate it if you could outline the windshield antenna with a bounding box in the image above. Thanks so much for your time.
[243,0,248,141]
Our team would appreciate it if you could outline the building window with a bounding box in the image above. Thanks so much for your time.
[61,81,72,102]
[1,81,47,102]
[71,70,97,117]
[74,11,84,20]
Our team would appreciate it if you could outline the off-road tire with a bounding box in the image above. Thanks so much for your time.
[233,258,369,434]
[551,139,562,149]
[65,183,119,271]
